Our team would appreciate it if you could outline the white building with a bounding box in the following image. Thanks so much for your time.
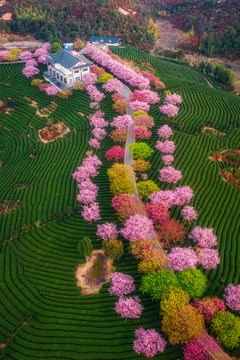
[45,49,93,88]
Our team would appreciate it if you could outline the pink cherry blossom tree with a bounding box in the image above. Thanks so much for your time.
[72,165,99,183]
[38,55,47,64]
[130,101,150,112]
[77,180,99,204]
[164,93,182,105]
[88,138,101,149]
[132,126,152,140]
[34,47,49,57]
[83,72,98,85]
[167,247,198,271]
[120,214,154,242]
[108,272,135,297]
[156,140,175,154]
[140,89,160,104]
[19,51,34,61]
[115,296,143,319]
[89,101,99,109]
[162,154,174,165]
[82,155,102,168]
[149,190,176,208]
[159,104,179,117]
[45,85,59,95]
[188,226,217,248]
[133,328,166,358]
[173,186,194,205]
[97,223,118,241]
[157,125,173,139]
[81,202,101,222]
[26,59,38,67]
[89,116,108,128]
[184,336,218,360]
[144,202,169,226]
[192,298,226,322]
[105,146,125,161]
[86,84,105,102]
[224,284,240,312]
[198,249,220,270]
[111,114,133,131]
[181,206,198,223]
[102,78,123,92]
[92,127,107,140]
[22,66,40,78]
[159,166,182,183]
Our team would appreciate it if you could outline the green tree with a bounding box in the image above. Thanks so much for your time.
[137,180,159,200]
[176,268,208,299]
[98,73,114,84]
[128,142,153,160]
[140,269,180,301]
[50,42,62,53]
[102,238,124,261]
[77,237,93,257]
[211,311,240,348]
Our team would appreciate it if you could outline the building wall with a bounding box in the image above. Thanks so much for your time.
[47,64,90,87]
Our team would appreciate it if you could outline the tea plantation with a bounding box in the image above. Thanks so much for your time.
[0,46,240,359]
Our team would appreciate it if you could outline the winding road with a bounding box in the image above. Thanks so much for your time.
[119,84,232,360]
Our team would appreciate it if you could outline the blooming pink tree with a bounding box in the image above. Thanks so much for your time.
[72,165,99,183]
[173,186,194,205]
[90,101,99,109]
[144,202,169,226]
[149,190,176,208]
[139,70,165,89]
[140,90,160,104]
[134,114,155,129]
[89,116,108,128]
[105,146,125,161]
[34,47,49,57]
[159,166,182,183]
[224,284,240,312]
[97,223,118,241]
[83,72,98,85]
[192,298,226,322]
[42,42,51,51]
[102,78,123,92]
[26,59,38,67]
[133,328,166,358]
[39,83,50,92]
[81,202,101,222]
[38,55,47,64]
[115,296,143,319]
[198,249,220,270]
[82,154,102,168]
[159,104,179,117]
[188,226,217,248]
[162,154,174,165]
[45,85,59,95]
[77,180,99,204]
[167,247,198,271]
[164,93,182,105]
[88,138,101,148]
[86,84,105,102]
[0,50,9,60]
[120,214,154,242]
[157,125,173,139]
[184,337,218,360]
[130,101,150,112]
[181,206,198,223]
[19,51,34,61]
[22,66,40,78]
[109,272,135,297]
[156,140,175,154]
[111,114,133,131]
[132,126,152,140]
[92,127,107,140]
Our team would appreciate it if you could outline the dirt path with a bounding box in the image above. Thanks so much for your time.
[0,40,44,49]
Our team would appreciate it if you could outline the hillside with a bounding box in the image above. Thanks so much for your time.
[0,45,240,359]
[148,0,240,57]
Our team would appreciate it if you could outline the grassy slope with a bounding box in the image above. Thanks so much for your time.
[0,50,240,359]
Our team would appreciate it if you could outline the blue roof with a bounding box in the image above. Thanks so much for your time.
[46,49,93,69]
[90,36,120,44]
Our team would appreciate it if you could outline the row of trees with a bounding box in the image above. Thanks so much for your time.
[198,62,235,91]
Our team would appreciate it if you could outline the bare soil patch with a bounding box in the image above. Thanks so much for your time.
[211,149,240,189]
[24,97,58,117]
[0,200,20,215]
[203,126,225,137]
[38,122,70,143]
[1,12,12,20]
[75,250,113,295]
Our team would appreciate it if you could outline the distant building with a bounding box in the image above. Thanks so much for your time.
[44,49,93,88]
[90,36,121,50]
[63,43,74,51]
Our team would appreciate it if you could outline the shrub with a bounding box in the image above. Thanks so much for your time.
[192,298,226,322]
[112,194,140,221]
[183,336,218,360]
[77,237,93,257]
[138,258,166,274]
[109,129,128,143]
[73,39,85,50]
[160,287,190,315]
[98,73,114,83]
[133,114,155,128]
[102,238,124,261]
[31,79,43,86]
[176,268,208,299]
[50,42,62,53]
[129,142,154,160]
[105,146,125,162]
[132,126,152,139]
[57,89,72,99]
[144,202,169,225]
[112,99,129,114]
[131,159,151,172]
[211,311,240,348]
[156,219,186,249]
[137,180,159,200]
[140,269,180,301]
[74,81,86,90]
[162,305,204,345]
[132,110,148,118]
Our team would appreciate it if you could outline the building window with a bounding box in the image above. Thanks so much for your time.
[75,76,81,81]
[74,70,79,74]
[64,78,66,84]
[49,68,52,74]
[56,73,59,79]
[68,78,73,83]
[60,75,63,81]
[82,68,88,72]
[53,71,56,76]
